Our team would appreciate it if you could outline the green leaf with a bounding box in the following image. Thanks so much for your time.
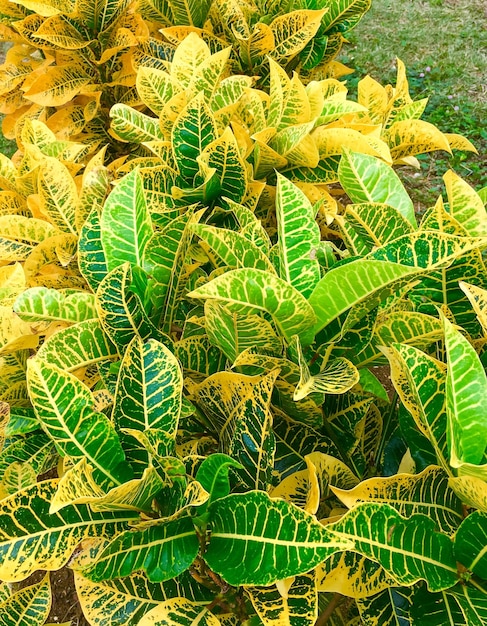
[409,583,487,626]
[205,491,352,586]
[339,202,415,254]
[101,169,153,272]
[320,0,372,32]
[338,149,415,225]
[375,311,443,349]
[35,319,119,372]
[204,301,282,363]
[172,93,217,180]
[383,343,449,473]
[455,511,487,579]
[0,572,51,626]
[113,336,182,437]
[143,209,202,332]
[191,224,274,272]
[27,358,128,488]
[0,480,136,582]
[308,259,422,338]
[74,570,213,626]
[328,502,458,591]
[110,103,163,143]
[188,268,316,345]
[174,335,227,379]
[96,263,162,348]
[275,173,321,299]
[14,287,97,324]
[195,453,243,511]
[332,466,463,535]
[443,315,487,469]
[78,207,109,292]
[83,515,199,583]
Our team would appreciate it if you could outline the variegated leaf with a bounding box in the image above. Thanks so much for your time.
[100,168,153,271]
[138,597,221,626]
[110,103,163,143]
[0,572,51,626]
[205,491,352,586]
[14,287,96,325]
[188,268,317,345]
[269,9,327,60]
[0,480,136,582]
[327,502,458,591]
[27,358,129,487]
[332,466,463,534]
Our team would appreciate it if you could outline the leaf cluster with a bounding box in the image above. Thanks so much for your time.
[0,1,486,625]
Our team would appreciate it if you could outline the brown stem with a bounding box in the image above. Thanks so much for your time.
[315,593,342,626]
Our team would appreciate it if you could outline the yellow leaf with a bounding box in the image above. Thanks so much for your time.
[449,475,487,512]
[384,119,451,161]
[313,127,392,163]
[443,169,487,237]
[38,156,78,234]
[269,9,327,60]
[444,133,477,153]
[170,32,210,89]
[358,75,388,125]
[24,64,93,107]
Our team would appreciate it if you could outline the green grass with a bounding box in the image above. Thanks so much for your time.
[341,0,487,211]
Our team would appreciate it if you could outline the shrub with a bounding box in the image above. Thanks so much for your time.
[0,1,486,625]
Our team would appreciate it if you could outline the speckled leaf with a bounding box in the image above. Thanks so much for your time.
[269,9,326,60]
[0,572,51,626]
[444,169,487,237]
[247,571,318,626]
[332,466,463,535]
[36,319,118,372]
[338,150,415,225]
[193,370,277,490]
[27,358,128,487]
[78,207,109,292]
[204,300,282,363]
[138,597,221,626]
[275,173,321,299]
[327,502,458,591]
[205,491,352,586]
[188,268,316,345]
[14,287,96,324]
[74,570,213,626]
[444,315,487,472]
[38,156,78,235]
[83,515,199,583]
[101,169,153,272]
[0,480,136,582]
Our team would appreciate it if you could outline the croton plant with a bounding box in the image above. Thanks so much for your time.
[0,0,486,625]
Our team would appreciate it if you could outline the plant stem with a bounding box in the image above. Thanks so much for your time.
[315,593,342,626]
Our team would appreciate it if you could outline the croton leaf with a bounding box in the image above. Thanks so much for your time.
[74,570,214,626]
[443,314,487,474]
[13,287,97,325]
[327,502,458,591]
[83,515,199,583]
[205,491,352,586]
[356,586,414,626]
[78,207,109,292]
[455,511,487,580]
[138,597,221,626]
[0,572,51,626]
[188,268,316,345]
[26,358,129,488]
[338,149,416,225]
[332,465,463,535]
[246,571,317,626]
[0,480,136,582]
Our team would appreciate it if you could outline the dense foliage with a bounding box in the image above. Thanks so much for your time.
[0,0,486,625]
